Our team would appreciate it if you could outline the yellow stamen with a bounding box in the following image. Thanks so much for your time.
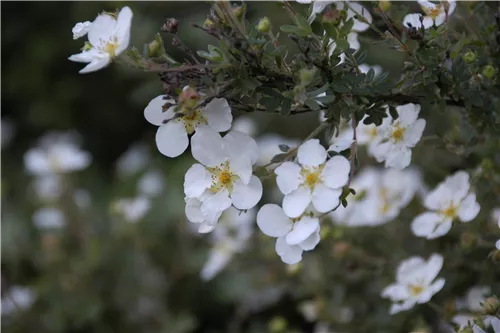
[390,123,405,143]
[441,204,457,219]
[301,166,323,189]
[105,42,118,57]
[181,110,208,134]
[409,284,424,296]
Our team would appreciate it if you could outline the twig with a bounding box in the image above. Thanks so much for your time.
[347,111,357,187]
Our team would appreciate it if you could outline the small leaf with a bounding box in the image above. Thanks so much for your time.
[281,98,292,116]
[295,14,312,33]
[271,153,289,163]
[279,144,290,153]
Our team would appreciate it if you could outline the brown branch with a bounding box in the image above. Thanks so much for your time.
[347,111,357,187]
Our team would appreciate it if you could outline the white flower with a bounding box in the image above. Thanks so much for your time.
[116,143,150,177]
[335,2,372,32]
[371,103,426,170]
[359,63,383,77]
[331,167,422,226]
[257,204,320,264]
[201,207,255,280]
[411,171,480,239]
[1,118,15,149]
[68,7,133,74]
[403,13,433,29]
[255,134,299,167]
[144,95,232,158]
[453,285,492,328]
[33,175,63,201]
[357,113,392,156]
[1,286,36,316]
[275,139,350,218]
[418,1,456,27]
[381,254,445,315]
[113,196,151,223]
[137,170,165,197]
[184,127,262,232]
[33,207,65,230]
[72,21,92,39]
[473,317,500,333]
[24,137,91,176]
[328,126,354,153]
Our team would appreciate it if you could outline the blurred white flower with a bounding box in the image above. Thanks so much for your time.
[371,103,426,170]
[473,317,500,333]
[275,139,350,218]
[331,167,422,226]
[137,169,165,197]
[335,2,373,32]
[201,207,255,280]
[72,21,92,39]
[184,128,262,232]
[453,286,492,329]
[113,196,151,223]
[403,13,433,29]
[1,118,15,149]
[68,7,133,74]
[418,0,456,27]
[116,143,150,177]
[74,189,92,208]
[33,207,65,230]
[257,204,320,264]
[1,286,36,316]
[231,115,258,137]
[24,135,91,176]
[411,171,480,239]
[255,133,299,167]
[33,175,63,201]
[381,254,445,314]
[144,94,232,158]
[359,63,383,77]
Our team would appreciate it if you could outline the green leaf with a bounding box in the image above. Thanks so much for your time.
[389,105,399,119]
[280,25,302,33]
[316,94,336,104]
[308,84,330,98]
[365,68,375,82]
[271,153,289,163]
[281,98,292,116]
[335,39,350,52]
[295,14,312,33]
[339,18,354,37]
[323,23,339,40]
[260,97,281,112]
[305,99,321,111]
[279,144,290,152]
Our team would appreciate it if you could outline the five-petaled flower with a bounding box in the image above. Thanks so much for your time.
[275,139,350,218]
[144,89,232,158]
[69,7,133,74]
[184,127,262,232]
[381,253,445,314]
[411,171,480,239]
[371,103,426,170]
[257,204,321,264]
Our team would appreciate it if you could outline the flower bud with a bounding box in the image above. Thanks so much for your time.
[461,50,477,64]
[379,1,391,12]
[179,86,200,109]
[81,41,93,51]
[232,4,246,20]
[482,64,498,79]
[162,18,180,33]
[322,9,341,25]
[268,317,287,333]
[257,17,271,33]
[148,40,162,58]
[204,18,215,29]
[482,297,500,315]
[299,68,316,86]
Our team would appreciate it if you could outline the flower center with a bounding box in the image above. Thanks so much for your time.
[379,188,391,214]
[425,6,442,19]
[209,161,238,192]
[369,127,378,139]
[181,110,208,134]
[390,123,406,143]
[104,39,119,57]
[440,204,457,219]
[301,166,323,189]
[409,284,424,296]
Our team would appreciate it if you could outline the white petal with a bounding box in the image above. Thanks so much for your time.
[285,216,319,245]
[496,239,500,250]
[191,126,226,167]
[33,208,66,229]
[328,138,354,153]
[201,249,232,281]
[256,204,292,237]
[427,220,453,239]
[424,184,453,211]
[201,190,231,224]
[78,56,110,74]
[115,6,133,54]
[231,176,263,210]
[198,221,217,233]
[184,164,211,198]
[312,183,342,213]
[411,212,444,238]
[445,171,470,202]
[24,149,51,175]
[144,95,175,126]
[297,139,327,167]
[403,13,424,28]
[428,277,445,296]
[434,13,446,27]
[68,50,95,63]
[404,119,426,147]
[381,284,410,301]
[203,98,233,132]
[422,16,434,28]
[491,317,500,333]
[389,300,416,315]
[88,13,116,46]
[458,193,480,222]
[275,162,302,195]
[185,198,205,223]
[418,0,437,11]
[275,237,303,264]
[321,155,350,189]
[396,257,426,283]
[384,148,411,170]
[224,130,258,165]
[397,103,420,126]
[371,141,391,162]
[283,187,312,218]
[155,120,189,158]
[230,157,253,185]
[424,254,443,283]
[298,228,320,251]
[473,326,487,333]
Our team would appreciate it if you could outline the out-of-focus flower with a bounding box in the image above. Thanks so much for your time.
[255,134,299,167]
[137,169,165,197]
[411,171,480,239]
[113,196,151,223]
[72,21,92,39]
[231,115,258,137]
[33,207,66,230]
[1,286,36,316]
[381,253,445,314]
[116,143,150,177]
[1,118,15,149]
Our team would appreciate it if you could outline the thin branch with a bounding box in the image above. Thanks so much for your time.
[347,111,357,187]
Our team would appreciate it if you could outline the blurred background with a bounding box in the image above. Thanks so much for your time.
[2,2,499,333]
